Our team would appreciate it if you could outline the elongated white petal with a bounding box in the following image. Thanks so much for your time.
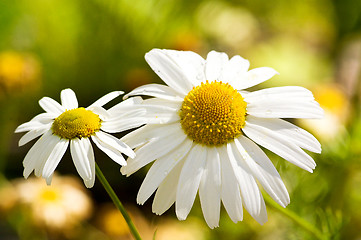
[244,86,314,102]
[205,51,229,81]
[60,89,78,109]
[219,55,250,84]
[98,131,134,158]
[39,97,64,115]
[176,144,207,220]
[232,67,278,90]
[124,84,184,101]
[70,138,95,188]
[235,136,290,207]
[243,121,316,172]
[108,96,143,114]
[101,116,146,133]
[137,138,193,204]
[121,123,173,149]
[33,135,61,178]
[152,159,185,215]
[227,142,268,224]
[42,139,69,182]
[15,121,50,133]
[22,130,54,178]
[88,91,124,108]
[247,99,324,119]
[145,49,194,96]
[19,124,51,146]
[121,126,186,176]
[218,146,243,223]
[91,135,127,166]
[199,147,221,229]
[28,112,55,124]
[87,106,110,120]
[246,116,321,153]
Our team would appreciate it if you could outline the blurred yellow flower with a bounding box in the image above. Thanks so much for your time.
[96,204,153,239]
[0,51,41,96]
[14,175,93,230]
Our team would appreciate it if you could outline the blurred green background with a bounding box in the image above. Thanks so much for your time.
[1,0,361,239]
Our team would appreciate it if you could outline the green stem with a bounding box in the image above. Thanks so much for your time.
[264,194,326,240]
[95,163,142,240]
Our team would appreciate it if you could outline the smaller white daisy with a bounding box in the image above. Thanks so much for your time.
[15,89,144,188]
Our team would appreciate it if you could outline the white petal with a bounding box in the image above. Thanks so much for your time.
[70,138,95,188]
[60,89,78,109]
[33,134,61,178]
[91,135,127,166]
[96,131,134,158]
[247,100,324,119]
[28,112,56,124]
[162,49,206,86]
[227,142,268,224]
[246,116,321,153]
[100,117,146,133]
[142,105,180,124]
[243,121,316,172]
[15,121,50,133]
[87,106,110,120]
[233,67,278,90]
[176,144,207,220]
[145,49,194,96]
[235,136,290,207]
[22,130,54,178]
[124,84,185,101]
[244,86,314,102]
[218,146,243,223]
[88,91,124,108]
[199,147,221,229]
[39,96,64,115]
[137,138,193,204]
[121,123,172,149]
[152,158,185,215]
[42,139,69,182]
[19,124,51,146]
[219,55,250,84]
[121,126,186,176]
[205,51,229,81]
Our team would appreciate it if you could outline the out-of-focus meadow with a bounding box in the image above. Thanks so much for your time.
[1,0,361,239]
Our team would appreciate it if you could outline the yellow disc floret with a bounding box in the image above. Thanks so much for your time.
[180,81,247,146]
[52,108,101,139]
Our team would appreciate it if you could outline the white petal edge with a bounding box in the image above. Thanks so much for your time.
[232,67,279,90]
[38,96,64,115]
[137,138,193,204]
[243,121,316,172]
[18,125,50,146]
[219,55,250,84]
[176,144,207,220]
[145,49,193,96]
[42,139,69,182]
[205,51,229,81]
[70,138,95,188]
[124,83,184,101]
[91,134,127,166]
[235,136,290,207]
[88,91,124,108]
[199,147,221,229]
[60,88,78,109]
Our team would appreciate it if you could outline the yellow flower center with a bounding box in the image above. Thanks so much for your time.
[179,81,247,146]
[52,108,101,139]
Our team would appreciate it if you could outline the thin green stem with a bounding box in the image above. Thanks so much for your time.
[264,194,327,240]
[95,163,142,240]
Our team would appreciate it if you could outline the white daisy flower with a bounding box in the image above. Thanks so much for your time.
[15,88,143,188]
[120,49,323,228]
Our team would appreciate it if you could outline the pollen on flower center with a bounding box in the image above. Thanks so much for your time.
[179,80,247,146]
[52,108,101,139]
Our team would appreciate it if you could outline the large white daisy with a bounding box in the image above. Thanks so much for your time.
[120,49,323,228]
[15,88,144,188]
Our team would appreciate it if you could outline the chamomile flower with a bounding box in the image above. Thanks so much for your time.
[120,49,323,228]
[15,89,143,188]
